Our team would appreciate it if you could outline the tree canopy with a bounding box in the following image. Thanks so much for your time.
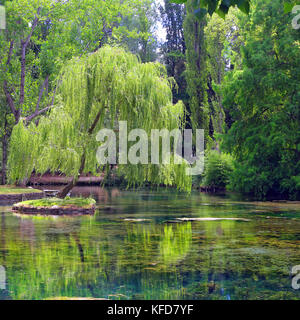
[169,0,299,20]
[170,0,251,19]
[221,0,300,199]
[1,0,299,200]
[8,46,192,194]
[0,0,157,183]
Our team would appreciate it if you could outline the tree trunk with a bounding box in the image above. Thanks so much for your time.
[56,99,101,199]
[1,130,8,185]
[57,178,76,199]
[57,154,86,199]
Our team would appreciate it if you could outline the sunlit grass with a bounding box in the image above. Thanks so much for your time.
[0,185,43,194]
[14,197,96,208]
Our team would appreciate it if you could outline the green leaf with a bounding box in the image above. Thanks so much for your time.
[219,1,230,15]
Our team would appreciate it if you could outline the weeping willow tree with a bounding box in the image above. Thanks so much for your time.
[8,46,192,198]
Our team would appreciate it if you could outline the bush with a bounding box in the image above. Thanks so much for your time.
[201,151,233,190]
[227,158,300,200]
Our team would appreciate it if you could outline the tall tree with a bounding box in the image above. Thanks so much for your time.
[221,0,300,199]
[183,1,209,140]
[159,0,187,103]
[205,10,241,137]
[119,0,159,62]
[0,0,155,183]
[8,46,192,197]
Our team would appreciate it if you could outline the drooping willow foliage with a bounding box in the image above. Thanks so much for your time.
[8,46,192,192]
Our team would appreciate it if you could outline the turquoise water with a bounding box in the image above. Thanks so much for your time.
[0,188,299,300]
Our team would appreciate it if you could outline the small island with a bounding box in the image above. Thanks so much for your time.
[12,197,96,215]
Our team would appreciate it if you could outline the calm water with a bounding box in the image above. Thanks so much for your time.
[0,187,299,300]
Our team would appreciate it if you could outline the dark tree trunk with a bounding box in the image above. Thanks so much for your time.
[56,99,101,199]
[57,178,76,199]
[1,115,9,186]
[57,154,86,199]
[2,135,7,185]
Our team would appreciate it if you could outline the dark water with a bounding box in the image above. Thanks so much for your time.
[0,187,299,300]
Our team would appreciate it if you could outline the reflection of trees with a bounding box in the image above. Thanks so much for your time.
[0,212,255,300]
[0,213,9,299]
[0,214,195,299]
[159,223,192,266]
[0,213,6,264]
[1,206,299,300]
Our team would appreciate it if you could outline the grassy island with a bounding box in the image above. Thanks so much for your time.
[12,197,96,215]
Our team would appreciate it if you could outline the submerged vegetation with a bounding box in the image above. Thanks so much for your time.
[1,190,300,300]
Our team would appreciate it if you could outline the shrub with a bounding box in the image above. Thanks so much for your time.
[201,151,233,190]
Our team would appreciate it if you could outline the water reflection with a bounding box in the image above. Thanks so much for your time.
[0,188,299,300]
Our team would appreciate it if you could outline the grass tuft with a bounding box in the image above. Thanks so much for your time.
[14,197,96,208]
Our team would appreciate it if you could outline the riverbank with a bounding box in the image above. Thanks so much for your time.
[0,185,45,203]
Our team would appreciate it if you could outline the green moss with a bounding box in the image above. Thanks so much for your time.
[0,185,43,194]
[14,197,96,208]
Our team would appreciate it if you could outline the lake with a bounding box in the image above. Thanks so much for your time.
[0,187,299,300]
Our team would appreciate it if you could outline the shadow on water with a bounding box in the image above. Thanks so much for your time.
[0,187,299,300]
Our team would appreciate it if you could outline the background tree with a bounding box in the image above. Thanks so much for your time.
[0,0,157,184]
[170,0,251,20]
[8,46,192,197]
[221,0,300,199]
[205,10,241,138]
[159,0,187,104]
[118,0,159,62]
[184,1,209,141]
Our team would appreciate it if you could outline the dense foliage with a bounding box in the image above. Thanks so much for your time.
[1,0,299,200]
[184,1,209,138]
[8,46,192,193]
[170,0,251,19]
[221,0,300,199]
[159,0,187,104]
[0,0,158,183]
[201,151,233,190]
